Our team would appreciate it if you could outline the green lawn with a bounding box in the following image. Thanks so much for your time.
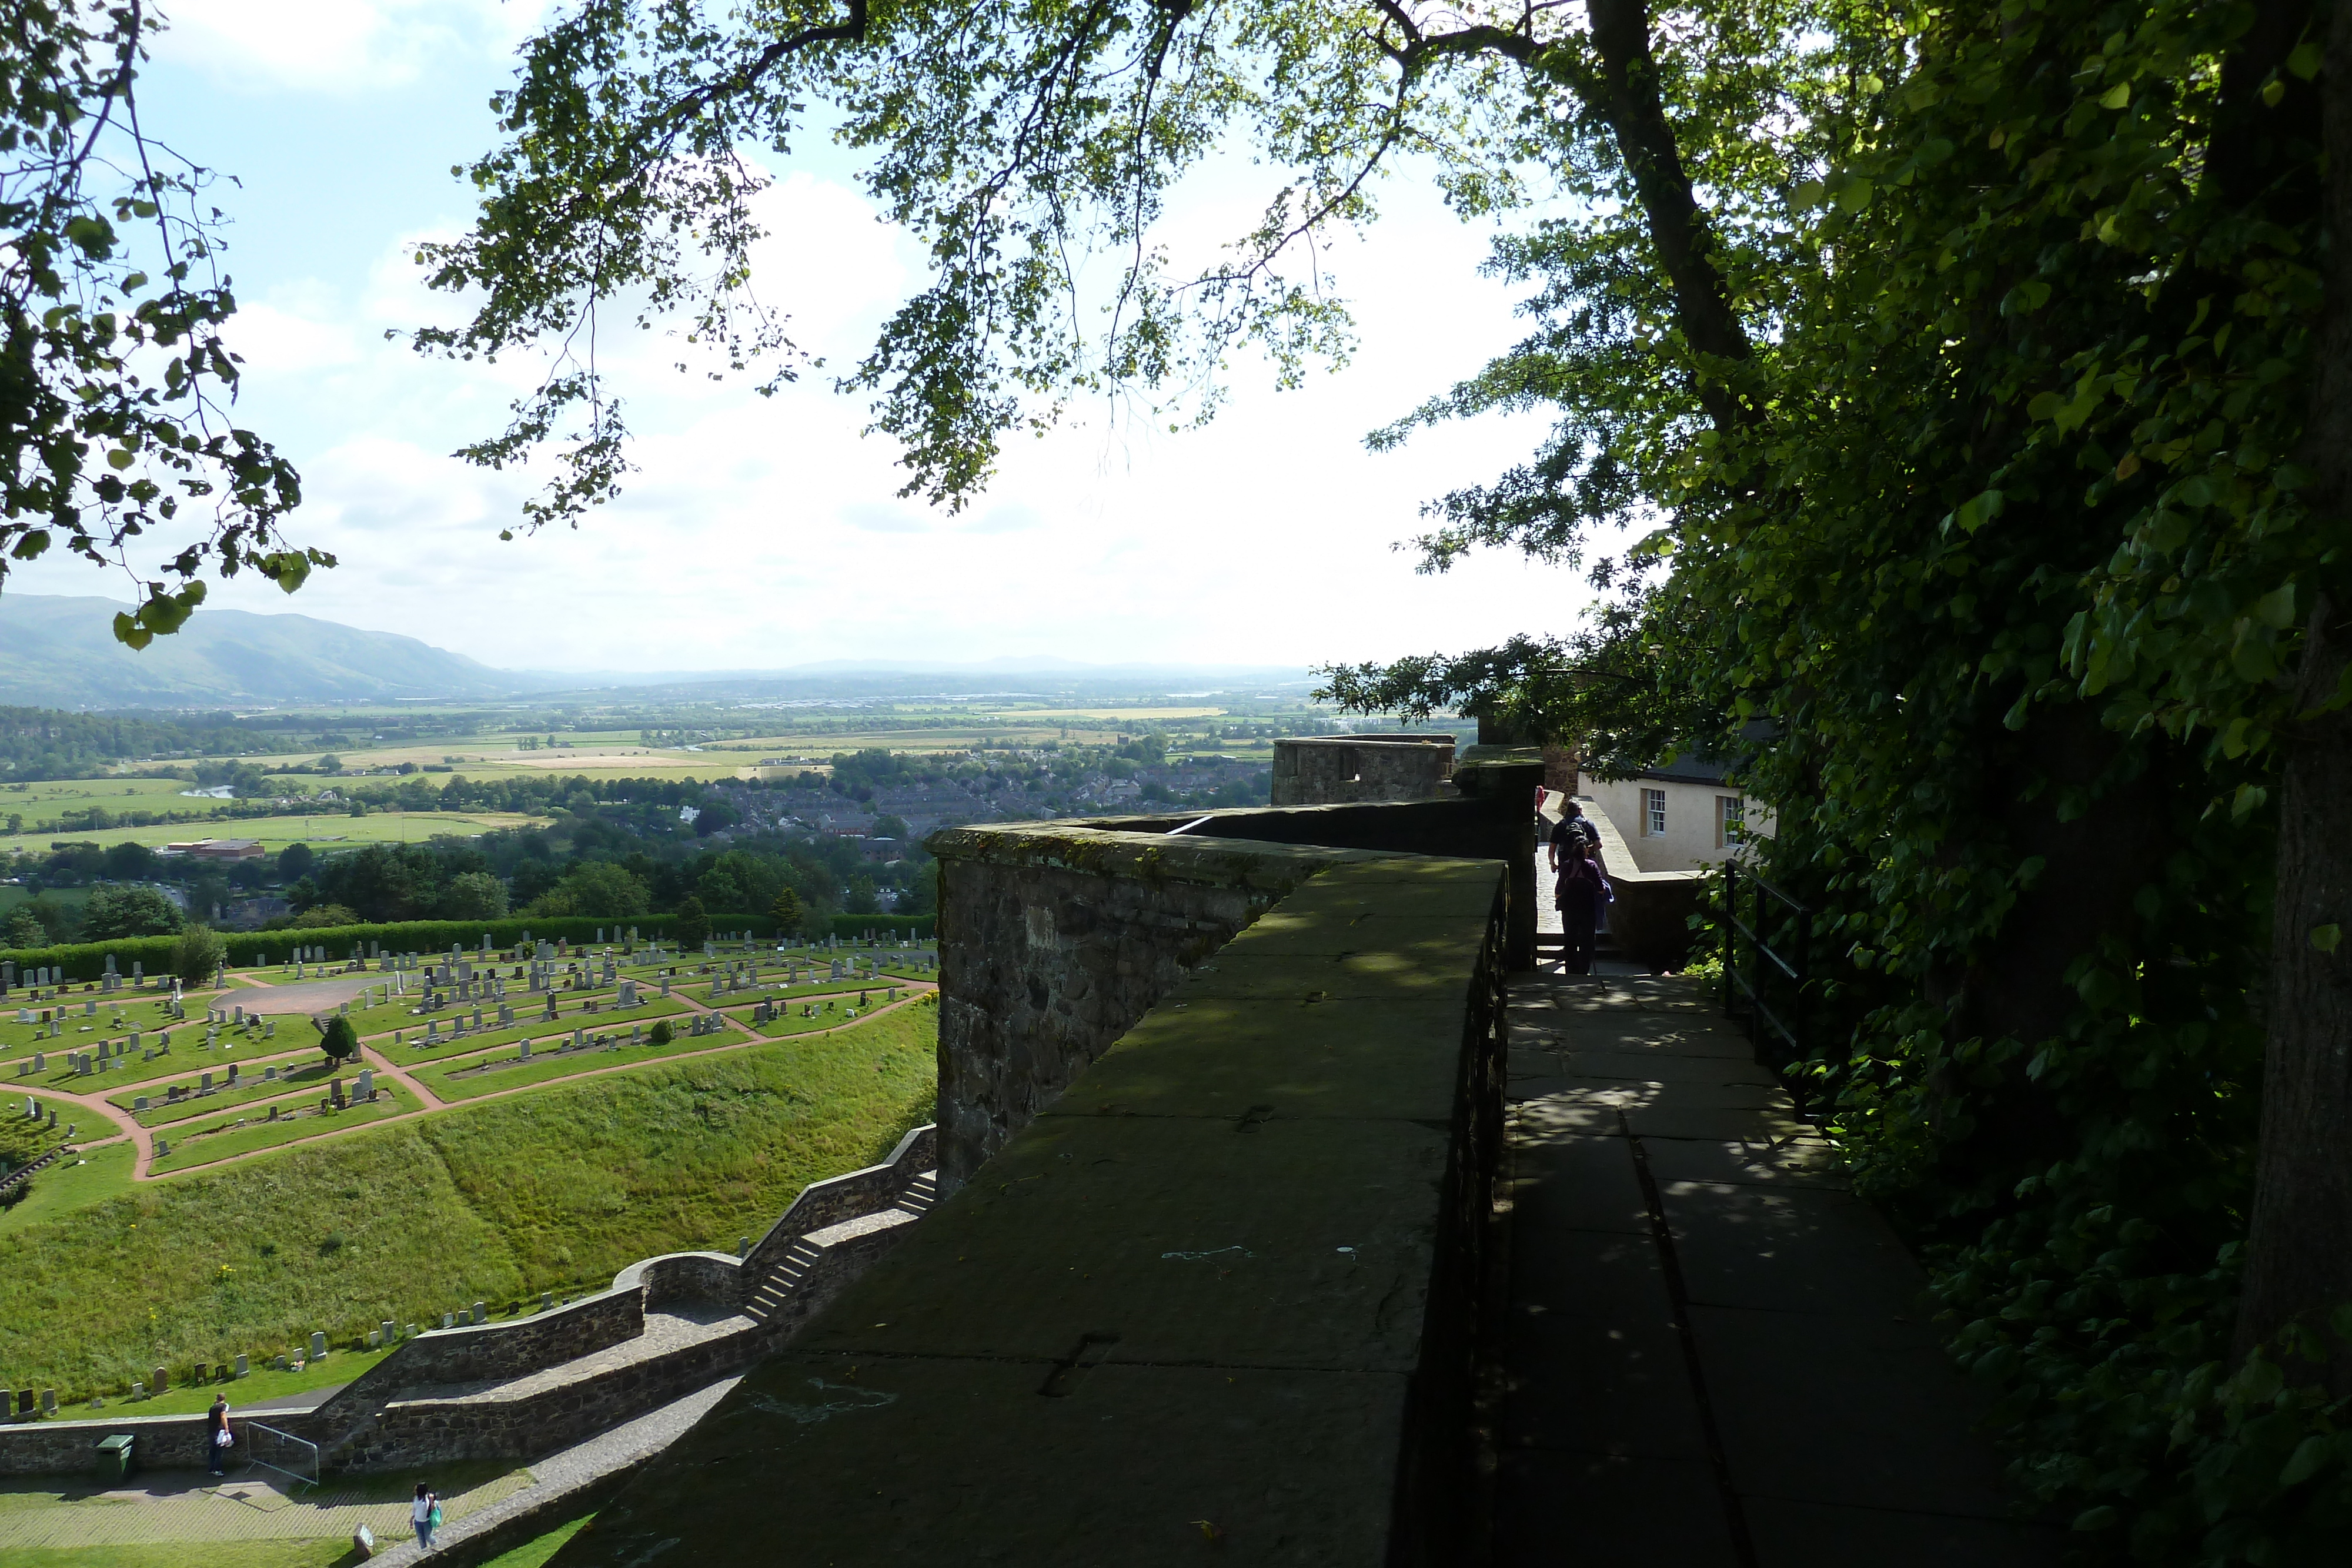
[111,1054,343,1126]
[0,1141,136,1235]
[116,1340,400,1418]
[149,1082,427,1175]
[482,1513,596,1568]
[0,1542,353,1568]
[0,1005,937,1400]
[364,997,695,1066]
[410,1019,771,1101]
[731,991,932,1039]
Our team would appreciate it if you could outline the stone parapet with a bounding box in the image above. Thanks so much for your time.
[550,851,1511,1567]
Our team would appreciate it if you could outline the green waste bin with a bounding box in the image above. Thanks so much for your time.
[93,1433,132,1484]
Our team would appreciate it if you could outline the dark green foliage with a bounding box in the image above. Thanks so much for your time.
[316,1015,359,1065]
[0,3,316,638]
[672,895,710,952]
[78,884,180,940]
[169,922,223,984]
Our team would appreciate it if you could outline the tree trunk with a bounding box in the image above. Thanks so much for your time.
[2234,0,2352,1386]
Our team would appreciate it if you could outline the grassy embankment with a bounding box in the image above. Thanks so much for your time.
[0,1003,936,1400]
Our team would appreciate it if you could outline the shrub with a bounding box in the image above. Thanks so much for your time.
[171,923,226,984]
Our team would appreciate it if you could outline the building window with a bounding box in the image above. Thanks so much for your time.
[1717,795,1745,848]
[1642,788,1666,837]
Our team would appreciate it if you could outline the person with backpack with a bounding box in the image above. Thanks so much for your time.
[413,1483,441,1549]
[1553,835,1606,975]
[206,1393,232,1476]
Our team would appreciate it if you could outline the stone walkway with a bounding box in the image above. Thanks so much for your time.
[1494,974,2059,1567]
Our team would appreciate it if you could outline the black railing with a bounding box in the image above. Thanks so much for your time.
[1721,860,1813,1115]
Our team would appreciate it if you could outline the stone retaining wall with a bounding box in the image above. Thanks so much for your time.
[0,1128,937,1478]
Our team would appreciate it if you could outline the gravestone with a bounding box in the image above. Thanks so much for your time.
[519,1039,531,1059]
[152,1366,168,1394]
[382,1319,397,1343]
[234,1353,248,1378]
[473,1300,487,1323]
[355,1068,373,1099]
[310,1331,326,1359]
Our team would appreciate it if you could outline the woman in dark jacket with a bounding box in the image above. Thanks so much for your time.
[1555,838,1605,974]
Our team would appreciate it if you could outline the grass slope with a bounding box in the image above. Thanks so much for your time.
[0,1005,936,1399]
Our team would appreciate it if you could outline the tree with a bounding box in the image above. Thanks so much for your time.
[525,861,650,920]
[672,894,710,951]
[101,841,153,880]
[80,884,179,939]
[277,842,314,883]
[169,922,222,984]
[769,886,805,935]
[316,1014,359,1066]
[434,0,2346,1546]
[4,908,46,950]
[0,1,319,643]
[289,903,360,930]
[439,871,510,921]
[844,877,879,917]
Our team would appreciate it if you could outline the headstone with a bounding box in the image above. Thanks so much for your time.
[519,1039,531,1059]
[234,1352,248,1378]
[473,1300,487,1323]
[263,1065,277,1081]
[382,1319,397,1343]
[356,1068,373,1099]
[310,1330,326,1359]
[152,1366,168,1393]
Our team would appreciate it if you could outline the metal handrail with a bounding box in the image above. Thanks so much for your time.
[1722,860,1813,1112]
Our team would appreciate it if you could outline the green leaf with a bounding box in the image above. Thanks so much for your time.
[2073,1506,2119,1532]
[2279,1435,2331,1487]
[1952,490,2004,534]
[110,612,153,651]
[2312,925,2343,955]
[2254,584,2298,628]
[2288,41,2324,79]
[2099,83,2130,109]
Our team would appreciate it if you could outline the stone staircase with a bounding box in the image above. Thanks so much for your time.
[743,1170,935,1325]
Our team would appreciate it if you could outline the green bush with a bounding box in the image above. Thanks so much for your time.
[170,924,226,984]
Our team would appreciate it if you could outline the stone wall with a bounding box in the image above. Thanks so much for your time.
[0,1128,938,1478]
[927,826,1375,1188]
[1270,734,1455,805]
[544,854,1512,1567]
[740,1124,936,1284]
[1583,800,1706,971]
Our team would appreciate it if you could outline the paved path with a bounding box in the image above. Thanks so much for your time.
[1494,973,2058,1567]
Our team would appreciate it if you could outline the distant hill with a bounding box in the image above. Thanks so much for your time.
[0,594,546,707]
[0,592,1317,708]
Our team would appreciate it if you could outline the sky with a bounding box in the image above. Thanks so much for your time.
[9,1,1596,676]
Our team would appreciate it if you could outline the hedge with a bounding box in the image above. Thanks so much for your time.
[825,913,937,941]
[5,913,780,982]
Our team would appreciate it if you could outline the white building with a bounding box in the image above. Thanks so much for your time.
[1583,755,1768,874]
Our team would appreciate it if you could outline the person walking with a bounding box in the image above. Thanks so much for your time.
[1553,835,1606,975]
[206,1393,232,1477]
[413,1483,440,1550]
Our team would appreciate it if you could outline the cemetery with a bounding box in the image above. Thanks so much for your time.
[0,927,941,1426]
[0,997,937,1428]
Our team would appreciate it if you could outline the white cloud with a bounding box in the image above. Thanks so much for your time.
[158,1,547,94]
